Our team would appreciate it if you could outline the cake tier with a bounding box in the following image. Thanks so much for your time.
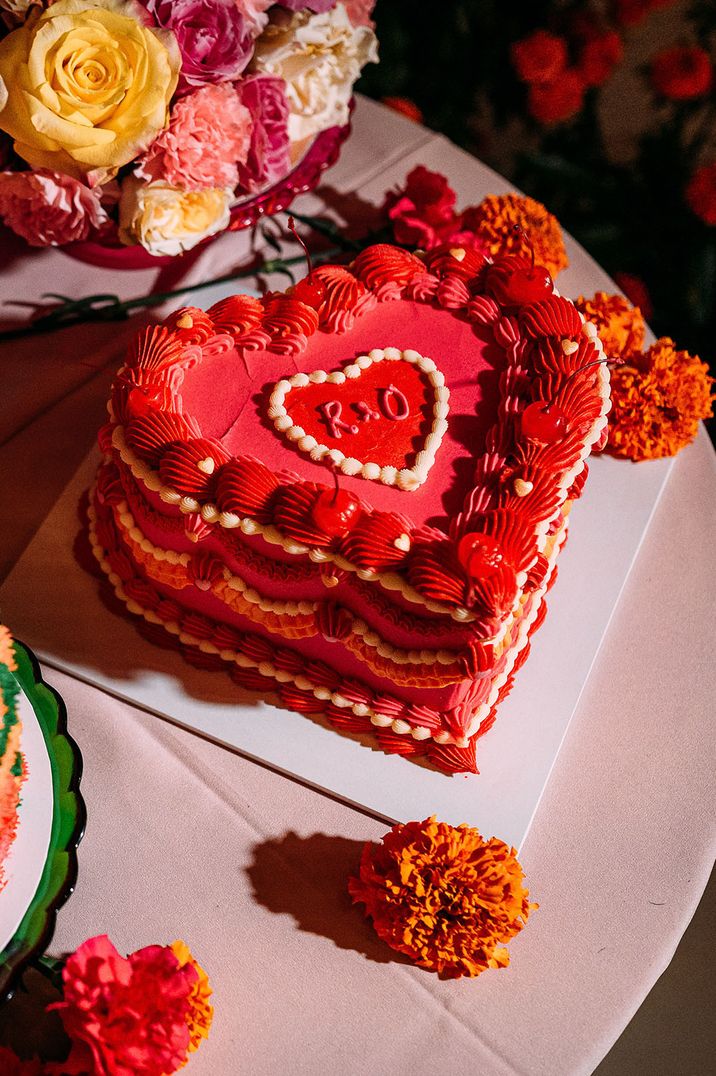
[88,481,564,773]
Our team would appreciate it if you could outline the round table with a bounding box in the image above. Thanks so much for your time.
[0,97,714,1074]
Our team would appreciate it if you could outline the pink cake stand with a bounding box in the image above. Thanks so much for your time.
[62,118,352,271]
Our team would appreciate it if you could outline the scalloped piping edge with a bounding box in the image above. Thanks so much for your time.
[88,492,566,748]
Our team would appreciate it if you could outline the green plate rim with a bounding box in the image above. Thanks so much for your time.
[0,640,85,1000]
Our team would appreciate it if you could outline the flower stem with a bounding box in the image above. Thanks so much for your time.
[0,248,342,342]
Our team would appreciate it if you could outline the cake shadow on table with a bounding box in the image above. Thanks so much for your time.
[247,831,412,968]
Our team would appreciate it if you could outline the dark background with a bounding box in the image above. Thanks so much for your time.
[358,0,715,442]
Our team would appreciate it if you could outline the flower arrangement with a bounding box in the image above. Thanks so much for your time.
[2,934,212,1073]
[349,817,536,979]
[0,0,377,257]
[382,166,568,275]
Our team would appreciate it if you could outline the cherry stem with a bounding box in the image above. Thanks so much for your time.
[542,356,622,412]
[287,216,313,274]
[513,224,535,273]
[332,467,339,506]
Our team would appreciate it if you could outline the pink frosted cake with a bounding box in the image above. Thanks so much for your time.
[88,242,610,773]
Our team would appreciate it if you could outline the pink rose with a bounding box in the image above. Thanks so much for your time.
[142,0,254,92]
[236,74,291,193]
[136,84,252,191]
[0,169,108,246]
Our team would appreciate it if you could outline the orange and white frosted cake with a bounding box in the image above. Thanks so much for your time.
[88,242,610,774]
[0,626,24,889]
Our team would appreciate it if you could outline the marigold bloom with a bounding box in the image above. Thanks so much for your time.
[578,31,624,87]
[528,69,585,125]
[574,291,646,359]
[608,338,715,460]
[349,817,536,979]
[463,192,568,276]
[686,162,716,226]
[171,940,214,1053]
[650,45,712,100]
[511,30,567,85]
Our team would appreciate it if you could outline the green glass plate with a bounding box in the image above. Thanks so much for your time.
[0,641,85,999]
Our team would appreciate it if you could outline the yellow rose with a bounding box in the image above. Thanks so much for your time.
[118,176,232,256]
[0,0,180,181]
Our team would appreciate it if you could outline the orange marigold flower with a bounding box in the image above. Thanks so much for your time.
[608,338,715,460]
[382,96,424,124]
[650,45,712,100]
[511,30,568,85]
[463,193,568,276]
[574,291,646,359]
[528,69,586,125]
[686,162,716,226]
[578,31,624,87]
[171,940,214,1055]
[348,817,536,979]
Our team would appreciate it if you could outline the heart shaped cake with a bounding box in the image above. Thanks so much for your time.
[88,243,610,774]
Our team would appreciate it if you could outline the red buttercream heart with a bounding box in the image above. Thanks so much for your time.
[267,347,450,491]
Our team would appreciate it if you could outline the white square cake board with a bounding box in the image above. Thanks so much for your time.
[0,449,673,849]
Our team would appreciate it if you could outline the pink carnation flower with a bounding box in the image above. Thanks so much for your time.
[47,935,197,1076]
[236,74,291,193]
[0,169,108,246]
[136,84,252,191]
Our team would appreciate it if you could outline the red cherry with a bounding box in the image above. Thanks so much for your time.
[485,256,554,306]
[292,277,326,309]
[312,488,361,536]
[457,532,504,579]
[521,401,569,443]
[126,387,160,419]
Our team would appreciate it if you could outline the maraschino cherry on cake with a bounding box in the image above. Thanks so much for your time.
[87,241,610,774]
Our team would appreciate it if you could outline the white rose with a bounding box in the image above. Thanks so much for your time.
[118,176,232,257]
[251,3,378,142]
